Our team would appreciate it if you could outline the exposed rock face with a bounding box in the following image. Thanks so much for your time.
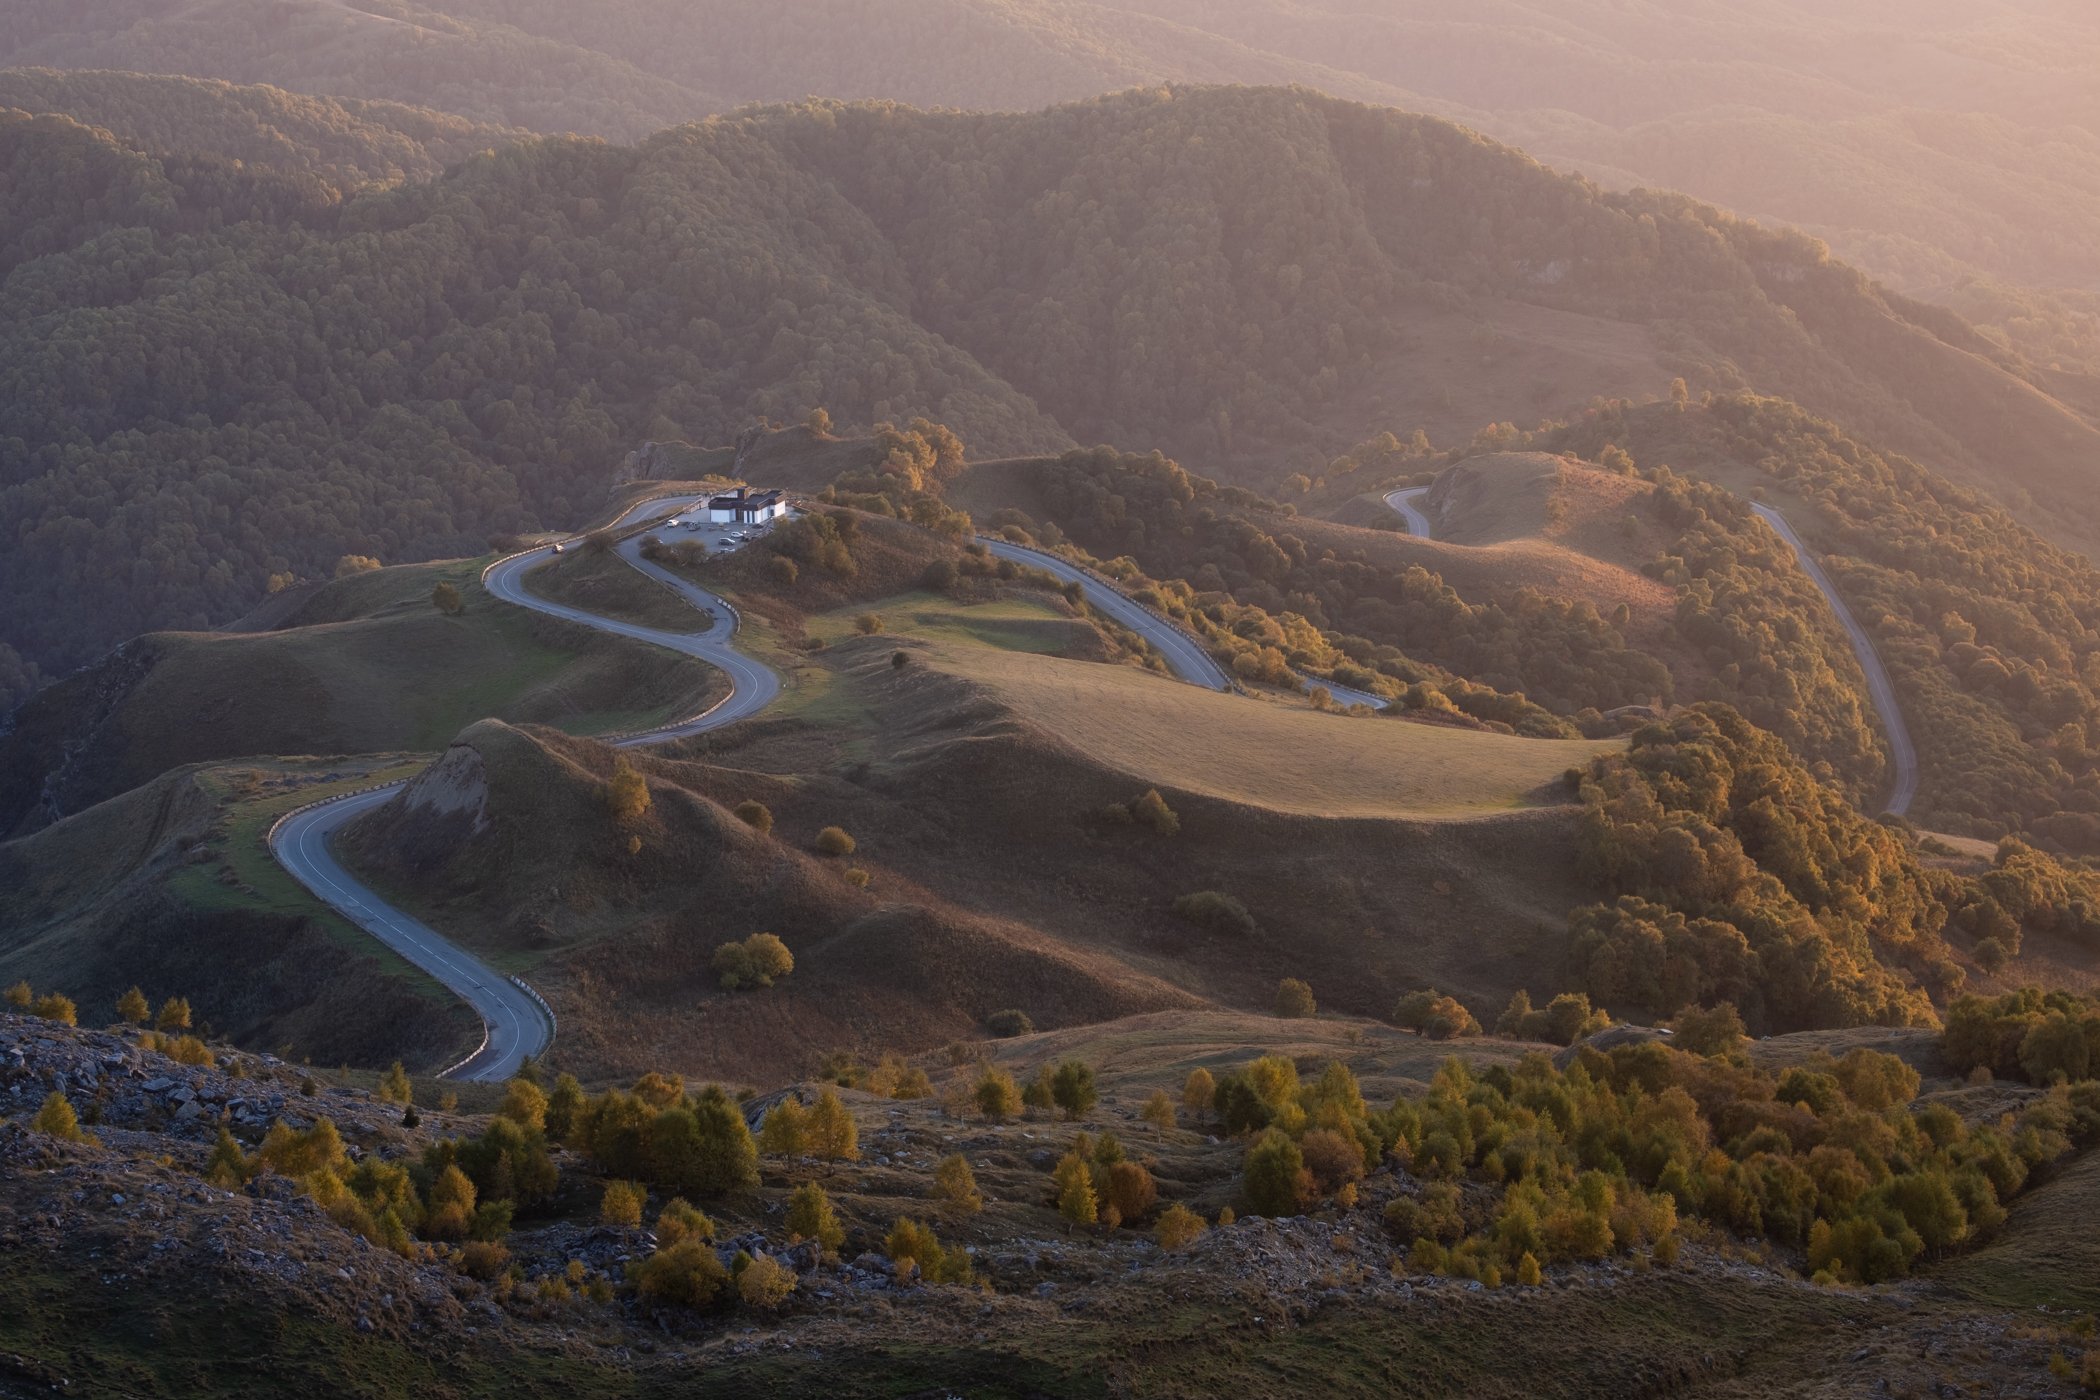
[396,740,491,835]
[616,441,677,483]
[348,740,491,877]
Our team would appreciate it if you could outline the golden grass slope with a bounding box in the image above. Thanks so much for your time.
[926,635,1617,818]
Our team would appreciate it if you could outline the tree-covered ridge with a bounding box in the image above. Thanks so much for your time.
[0,69,520,192]
[1007,446,1671,721]
[2,85,2093,684]
[1550,395,2100,855]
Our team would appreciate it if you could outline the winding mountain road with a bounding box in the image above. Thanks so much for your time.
[1386,486,1434,537]
[269,492,778,1081]
[1751,505,1918,815]
[978,537,1233,691]
[273,493,1417,1078]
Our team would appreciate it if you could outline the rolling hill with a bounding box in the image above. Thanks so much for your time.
[7,84,2100,691]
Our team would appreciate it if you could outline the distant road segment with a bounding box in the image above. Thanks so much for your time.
[1751,504,1918,815]
[978,536,1234,691]
[1385,486,1434,537]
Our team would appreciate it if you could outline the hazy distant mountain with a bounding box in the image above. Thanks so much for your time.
[11,0,2099,307]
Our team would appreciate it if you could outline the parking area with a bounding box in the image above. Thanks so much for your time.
[636,508,794,557]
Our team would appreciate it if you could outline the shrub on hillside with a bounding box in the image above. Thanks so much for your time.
[885,1217,970,1284]
[1393,989,1481,1040]
[431,581,463,615]
[30,993,77,1027]
[736,1253,796,1309]
[1102,788,1180,834]
[807,1087,859,1164]
[600,1180,645,1228]
[786,1182,845,1255]
[934,1154,984,1214]
[973,1065,1021,1123]
[921,559,959,592]
[155,997,191,1031]
[605,757,651,827]
[1494,990,1609,1046]
[33,1092,88,1143]
[1275,979,1316,1019]
[114,987,149,1025]
[733,800,773,834]
[634,1239,729,1310]
[1242,1130,1312,1216]
[814,826,856,857]
[713,933,794,991]
[1050,1060,1098,1120]
[1155,1202,1207,1250]
[1100,1161,1157,1223]
[854,613,884,635]
[333,555,381,577]
[378,1061,413,1106]
[1173,890,1256,938]
[1670,1003,1747,1058]
[986,1009,1034,1038]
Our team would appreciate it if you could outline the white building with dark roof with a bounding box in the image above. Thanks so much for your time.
[701,487,788,526]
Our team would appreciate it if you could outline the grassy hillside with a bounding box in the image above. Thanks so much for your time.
[6,86,2100,683]
[0,555,723,837]
[0,757,479,1068]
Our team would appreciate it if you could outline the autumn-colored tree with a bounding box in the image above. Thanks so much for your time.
[600,1179,645,1229]
[1100,1161,1157,1223]
[498,1076,547,1129]
[1275,978,1316,1019]
[1055,1151,1098,1228]
[1050,1060,1098,1120]
[758,1097,809,1159]
[807,1087,859,1165]
[737,1254,796,1309]
[1182,1067,1216,1122]
[378,1061,413,1106]
[32,993,77,1026]
[973,1065,1021,1123]
[786,1182,846,1255]
[606,757,651,827]
[1242,1129,1312,1216]
[205,1129,251,1189]
[655,1197,715,1248]
[713,933,794,991]
[3,981,30,1008]
[33,1092,87,1143]
[114,987,149,1025]
[155,996,191,1032]
[546,1073,586,1142]
[1141,1089,1176,1132]
[424,1165,478,1241]
[934,1154,983,1215]
[1155,1202,1206,1249]
[431,581,464,615]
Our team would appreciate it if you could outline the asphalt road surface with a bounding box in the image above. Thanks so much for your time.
[1751,504,1918,815]
[978,536,1234,690]
[1385,486,1433,538]
[269,491,779,1080]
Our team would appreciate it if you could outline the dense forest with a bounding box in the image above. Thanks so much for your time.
[5,83,2095,691]
[12,0,2100,310]
[1548,396,2100,855]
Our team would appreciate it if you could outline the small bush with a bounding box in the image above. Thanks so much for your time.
[986,1009,1034,1038]
[166,1035,213,1067]
[1128,789,1180,835]
[843,867,871,887]
[1155,1202,1207,1250]
[633,1239,729,1310]
[934,1154,984,1214]
[378,1061,413,1106]
[3,981,30,1008]
[456,1240,511,1281]
[1242,1129,1311,1216]
[885,1216,969,1283]
[606,757,651,828]
[814,826,856,857]
[737,1254,796,1309]
[765,555,799,586]
[1275,979,1316,1019]
[1173,890,1256,938]
[33,1092,87,1143]
[714,933,795,990]
[31,993,77,1027]
[854,613,885,635]
[432,581,464,615]
[921,559,959,591]
[734,800,774,834]
[1101,1161,1157,1223]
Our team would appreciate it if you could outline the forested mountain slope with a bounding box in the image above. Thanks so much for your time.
[0,68,518,190]
[11,0,2100,315]
[5,85,2098,697]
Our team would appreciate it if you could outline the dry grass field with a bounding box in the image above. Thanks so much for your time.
[928,637,1619,819]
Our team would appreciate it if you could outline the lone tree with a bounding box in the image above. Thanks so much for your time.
[1275,978,1316,1019]
[934,1154,983,1215]
[807,1087,859,1166]
[786,1181,845,1254]
[1182,1067,1216,1122]
[33,1092,88,1143]
[606,757,651,827]
[1050,1060,1098,1120]
[115,987,149,1025]
[432,581,464,615]
[378,1061,413,1105]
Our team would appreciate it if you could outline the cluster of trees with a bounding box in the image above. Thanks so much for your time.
[1372,1040,2096,1286]
[1942,989,2100,1086]
[1570,705,1958,1030]
[1551,395,2100,853]
[567,1071,760,1198]
[203,1075,557,1263]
